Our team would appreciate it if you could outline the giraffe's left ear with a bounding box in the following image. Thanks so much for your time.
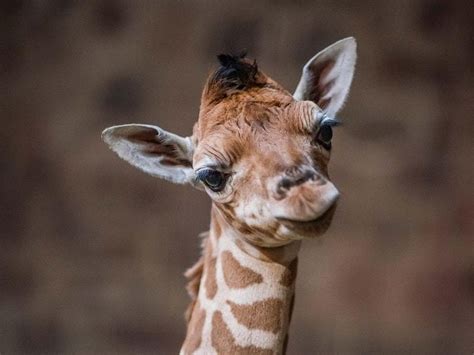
[102,124,197,185]
[293,37,357,116]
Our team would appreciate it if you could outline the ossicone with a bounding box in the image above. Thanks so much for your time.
[205,52,264,102]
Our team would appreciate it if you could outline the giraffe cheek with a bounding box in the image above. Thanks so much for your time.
[233,196,274,232]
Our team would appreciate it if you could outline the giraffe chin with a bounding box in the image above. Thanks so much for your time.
[275,203,337,238]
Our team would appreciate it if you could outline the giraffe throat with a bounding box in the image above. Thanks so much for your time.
[181,209,299,355]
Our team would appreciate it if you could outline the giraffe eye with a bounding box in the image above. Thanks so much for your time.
[316,124,333,149]
[196,168,227,192]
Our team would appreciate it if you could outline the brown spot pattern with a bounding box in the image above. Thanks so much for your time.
[221,251,263,288]
[205,255,218,299]
[211,311,273,355]
[227,298,283,333]
[181,301,206,354]
[259,245,287,263]
[279,258,298,287]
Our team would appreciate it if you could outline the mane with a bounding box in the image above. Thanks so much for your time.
[204,53,267,103]
[183,231,209,323]
[213,53,259,89]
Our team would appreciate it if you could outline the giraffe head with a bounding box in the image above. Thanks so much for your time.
[103,38,357,247]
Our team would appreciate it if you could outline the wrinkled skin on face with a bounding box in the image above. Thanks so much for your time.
[193,88,339,247]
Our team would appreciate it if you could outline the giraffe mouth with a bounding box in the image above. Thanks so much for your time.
[275,203,337,235]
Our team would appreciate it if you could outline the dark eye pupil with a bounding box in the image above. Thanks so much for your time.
[197,169,226,191]
[205,171,223,187]
[319,125,333,142]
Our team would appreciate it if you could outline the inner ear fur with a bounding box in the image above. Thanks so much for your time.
[293,37,357,116]
[102,124,196,185]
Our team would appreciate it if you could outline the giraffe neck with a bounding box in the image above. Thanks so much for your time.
[181,206,300,355]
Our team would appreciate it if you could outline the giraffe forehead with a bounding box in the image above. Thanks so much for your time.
[198,98,316,136]
[195,101,317,166]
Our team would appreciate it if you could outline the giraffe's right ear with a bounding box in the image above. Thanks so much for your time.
[102,124,196,185]
[293,37,357,117]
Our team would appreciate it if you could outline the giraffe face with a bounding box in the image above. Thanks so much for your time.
[102,38,357,247]
[193,98,340,245]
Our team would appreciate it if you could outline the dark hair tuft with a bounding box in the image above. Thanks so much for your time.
[210,52,259,92]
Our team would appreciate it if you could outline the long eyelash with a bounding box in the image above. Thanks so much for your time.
[196,167,231,180]
[320,112,342,127]
[196,169,211,180]
[321,117,341,127]
[196,168,221,181]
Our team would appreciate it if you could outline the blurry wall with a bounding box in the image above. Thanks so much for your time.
[1,0,473,354]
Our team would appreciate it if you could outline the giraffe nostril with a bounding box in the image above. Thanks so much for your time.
[292,170,314,185]
[280,178,292,190]
[275,178,291,198]
[276,169,317,197]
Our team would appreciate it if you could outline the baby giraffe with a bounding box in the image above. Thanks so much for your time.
[102,38,357,354]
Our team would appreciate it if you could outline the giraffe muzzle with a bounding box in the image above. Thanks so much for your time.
[270,175,339,232]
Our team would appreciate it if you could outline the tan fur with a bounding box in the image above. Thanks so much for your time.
[184,256,204,322]
[279,258,298,287]
[184,233,208,322]
[222,251,264,288]
[204,246,218,299]
[211,311,274,355]
[182,229,297,354]
[283,294,296,354]
[227,298,283,333]
[182,301,206,354]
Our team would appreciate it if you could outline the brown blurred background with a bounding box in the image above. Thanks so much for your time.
[1,0,473,354]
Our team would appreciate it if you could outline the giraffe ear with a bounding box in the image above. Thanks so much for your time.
[102,124,197,185]
[293,37,357,116]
